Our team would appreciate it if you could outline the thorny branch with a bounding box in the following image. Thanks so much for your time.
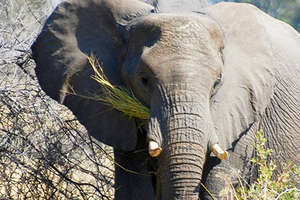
[0,0,115,199]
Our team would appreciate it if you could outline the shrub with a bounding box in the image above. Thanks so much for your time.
[234,130,300,200]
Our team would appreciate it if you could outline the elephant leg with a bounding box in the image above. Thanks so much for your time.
[201,158,237,200]
[114,148,155,200]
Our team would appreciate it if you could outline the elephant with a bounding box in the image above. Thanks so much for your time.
[31,0,300,199]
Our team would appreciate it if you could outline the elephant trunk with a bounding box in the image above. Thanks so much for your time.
[149,88,214,200]
[158,142,205,199]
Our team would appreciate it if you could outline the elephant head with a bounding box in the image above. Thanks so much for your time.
[32,0,300,199]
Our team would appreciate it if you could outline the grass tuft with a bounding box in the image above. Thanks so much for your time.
[88,55,150,120]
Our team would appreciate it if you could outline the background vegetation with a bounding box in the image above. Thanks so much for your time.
[0,0,114,198]
[210,0,300,32]
[233,131,300,200]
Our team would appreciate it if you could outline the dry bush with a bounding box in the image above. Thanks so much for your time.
[0,54,115,199]
[0,0,115,199]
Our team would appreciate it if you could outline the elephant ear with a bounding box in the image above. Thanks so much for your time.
[204,3,300,148]
[32,0,154,151]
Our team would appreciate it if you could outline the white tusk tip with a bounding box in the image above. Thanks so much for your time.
[211,143,229,160]
[148,141,162,157]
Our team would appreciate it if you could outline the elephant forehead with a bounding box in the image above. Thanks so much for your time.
[136,13,222,57]
[138,15,222,66]
[127,13,223,83]
[140,13,212,40]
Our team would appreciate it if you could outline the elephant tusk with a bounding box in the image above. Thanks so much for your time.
[211,143,229,160]
[148,141,162,157]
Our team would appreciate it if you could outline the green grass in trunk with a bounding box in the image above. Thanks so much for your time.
[89,55,150,120]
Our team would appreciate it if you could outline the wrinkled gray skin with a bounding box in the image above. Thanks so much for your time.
[31,0,300,199]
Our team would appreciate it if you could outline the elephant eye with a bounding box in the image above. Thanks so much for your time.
[138,75,154,95]
[214,73,222,87]
[141,76,149,87]
[210,73,223,99]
